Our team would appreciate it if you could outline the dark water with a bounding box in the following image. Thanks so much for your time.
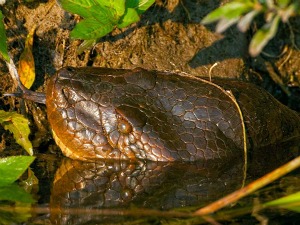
[2,139,300,225]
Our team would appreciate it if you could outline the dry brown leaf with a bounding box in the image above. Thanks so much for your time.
[18,26,36,89]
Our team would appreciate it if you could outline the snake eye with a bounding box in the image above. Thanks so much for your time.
[117,119,132,134]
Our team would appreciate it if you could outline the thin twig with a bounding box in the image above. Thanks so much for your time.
[208,62,218,82]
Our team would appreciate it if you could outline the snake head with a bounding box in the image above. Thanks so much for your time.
[46,67,182,161]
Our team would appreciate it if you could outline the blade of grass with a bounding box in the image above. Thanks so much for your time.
[264,191,300,212]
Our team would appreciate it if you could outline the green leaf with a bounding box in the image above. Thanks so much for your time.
[126,0,141,8]
[0,11,10,62]
[137,0,155,13]
[77,39,97,55]
[0,156,35,186]
[264,191,300,213]
[201,2,253,24]
[68,3,118,40]
[0,183,35,203]
[58,0,95,18]
[58,0,153,42]
[0,110,33,155]
[127,0,155,14]
[95,0,126,17]
[249,15,280,56]
[70,17,114,40]
[117,8,140,28]
[59,0,125,20]
[88,4,118,24]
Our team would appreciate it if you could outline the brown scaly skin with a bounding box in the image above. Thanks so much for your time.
[45,67,300,162]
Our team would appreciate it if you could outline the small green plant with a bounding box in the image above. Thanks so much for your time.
[202,0,300,56]
[0,21,35,221]
[0,110,33,155]
[0,156,36,224]
[58,0,154,52]
[0,11,33,155]
[0,156,35,186]
[0,11,9,62]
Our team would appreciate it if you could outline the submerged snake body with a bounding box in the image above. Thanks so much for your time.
[46,67,300,161]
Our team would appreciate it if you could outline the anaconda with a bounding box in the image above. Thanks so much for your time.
[39,67,300,161]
